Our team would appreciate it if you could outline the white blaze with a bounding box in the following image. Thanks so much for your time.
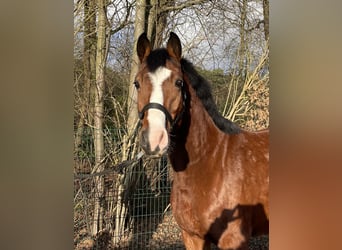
[146,67,171,152]
[147,67,171,126]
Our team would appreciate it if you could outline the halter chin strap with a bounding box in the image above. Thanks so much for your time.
[138,87,187,129]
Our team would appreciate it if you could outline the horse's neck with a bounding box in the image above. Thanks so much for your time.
[188,94,220,150]
[169,87,222,172]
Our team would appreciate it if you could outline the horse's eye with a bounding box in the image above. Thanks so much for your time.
[175,79,183,88]
[133,81,140,89]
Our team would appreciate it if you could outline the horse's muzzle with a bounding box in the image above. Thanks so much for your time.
[140,129,167,157]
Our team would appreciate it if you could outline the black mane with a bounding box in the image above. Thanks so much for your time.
[181,58,241,134]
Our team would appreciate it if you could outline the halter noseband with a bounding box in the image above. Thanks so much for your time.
[138,86,187,129]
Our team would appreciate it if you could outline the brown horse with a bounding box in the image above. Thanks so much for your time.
[133,32,269,250]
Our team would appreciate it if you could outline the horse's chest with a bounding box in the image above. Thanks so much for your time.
[171,188,199,233]
[170,183,211,236]
[170,164,228,236]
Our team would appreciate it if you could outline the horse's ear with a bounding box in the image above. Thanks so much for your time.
[167,32,182,61]
[137,32,151,62]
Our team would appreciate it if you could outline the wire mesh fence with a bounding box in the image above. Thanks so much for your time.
[74,127,185,249]
[74,159,185,249]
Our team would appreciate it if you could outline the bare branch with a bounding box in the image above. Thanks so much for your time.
[161,0,207,12]
[110,1,134,35]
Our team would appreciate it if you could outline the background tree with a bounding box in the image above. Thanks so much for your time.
[92,0,107,236]
[74,0,96,153]
[127,0,146,135]
[263,0,269,41]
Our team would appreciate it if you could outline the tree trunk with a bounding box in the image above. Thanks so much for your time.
[75,0,96,153]
[112,0,147,244]
[238,0,248,76]
[147,0,157,43]
[92,0,107,236]
[147,0,175,49]
[263,0,269,42]
[154,0,174,48]
[127,0,146,135]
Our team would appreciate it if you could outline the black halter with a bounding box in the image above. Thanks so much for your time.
[138,86,187,129]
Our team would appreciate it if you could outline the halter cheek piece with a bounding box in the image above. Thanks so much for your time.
[138,84,187,129]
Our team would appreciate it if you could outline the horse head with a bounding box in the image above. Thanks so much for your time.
[134,32,186,156]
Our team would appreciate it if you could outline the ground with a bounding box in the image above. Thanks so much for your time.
[75,211,268,249]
